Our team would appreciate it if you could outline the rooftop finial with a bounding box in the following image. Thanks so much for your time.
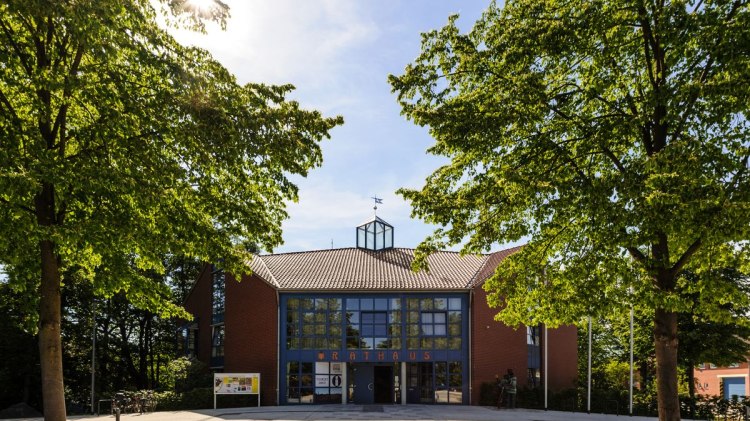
[371,196,383,215]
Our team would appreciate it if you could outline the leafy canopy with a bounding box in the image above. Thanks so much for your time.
[390,0,750,327]
[0,0,343,319]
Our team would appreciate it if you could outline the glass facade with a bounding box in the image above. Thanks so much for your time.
[280,293,469,405]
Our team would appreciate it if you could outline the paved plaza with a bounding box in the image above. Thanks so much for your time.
[7,405,666,421]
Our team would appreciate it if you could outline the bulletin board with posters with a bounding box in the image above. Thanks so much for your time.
[213,373,260,409]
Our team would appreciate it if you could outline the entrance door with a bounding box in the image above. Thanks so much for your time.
[374,365,393,403]
[352,364,374,404]
[406,363,434,403]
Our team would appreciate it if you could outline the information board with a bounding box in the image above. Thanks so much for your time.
[213,373,260,408]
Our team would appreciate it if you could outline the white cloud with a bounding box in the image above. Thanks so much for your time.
[168,0,378,90]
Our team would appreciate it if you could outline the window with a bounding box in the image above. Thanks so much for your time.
[212,269,225,324]
[346,298,401,349]
[212,325,224,358]
[286,298,342,350]
[421,312,447,336]
[286,361,314,404]
[527,325,541,387]
[406,297,462,350]
[186,327,197,357]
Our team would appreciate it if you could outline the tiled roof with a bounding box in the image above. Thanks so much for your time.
[248,247,490,291]
[467,245,523,288]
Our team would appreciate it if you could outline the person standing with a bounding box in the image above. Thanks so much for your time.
[495,374,506,408]
[505,369,517,409]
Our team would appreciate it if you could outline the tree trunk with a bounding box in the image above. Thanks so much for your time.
[654,308,680,421]
[38,239,66,421]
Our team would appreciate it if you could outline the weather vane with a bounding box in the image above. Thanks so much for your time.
[372,196,383,215]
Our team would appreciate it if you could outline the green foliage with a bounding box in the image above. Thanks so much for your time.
[161,357,211,393]
[391,1,750,418]
[0,0,343,318]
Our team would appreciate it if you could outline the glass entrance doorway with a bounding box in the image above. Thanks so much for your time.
[349,363,398,404]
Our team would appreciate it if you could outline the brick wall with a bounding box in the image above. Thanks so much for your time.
[470,286,529,405]
[183,264,213,365]
[694,363,750,397]
[224,273,279,406]
[470,286,578,405]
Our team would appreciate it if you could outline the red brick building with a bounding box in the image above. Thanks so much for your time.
[183,216,577,406]
[694,361,749,399]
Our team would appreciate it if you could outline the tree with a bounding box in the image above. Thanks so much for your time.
[0,1,342,420]
[389,1,750,420]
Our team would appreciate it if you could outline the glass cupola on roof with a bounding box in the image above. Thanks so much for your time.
[356,216,393,251]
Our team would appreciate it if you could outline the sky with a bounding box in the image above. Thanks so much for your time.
[168,0,519,254]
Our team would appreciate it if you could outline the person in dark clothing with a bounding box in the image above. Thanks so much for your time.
[505,369,517,409]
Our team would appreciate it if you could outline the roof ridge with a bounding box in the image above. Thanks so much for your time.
[250,254,280,287]
[465,244,524,288]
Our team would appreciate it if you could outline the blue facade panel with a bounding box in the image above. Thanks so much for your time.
[279,293,470,405]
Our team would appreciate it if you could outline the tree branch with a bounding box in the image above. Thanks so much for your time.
[670,237,702,276]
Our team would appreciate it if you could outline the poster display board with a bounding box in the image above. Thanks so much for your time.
[213,373,260,409]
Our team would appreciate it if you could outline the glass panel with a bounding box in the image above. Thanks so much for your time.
[390,298,401,310]
[448,311,461,323]
[361,312,374,323]
[434,313,446,323]
[328,312,341,324]
[315,312,326,323]
[448,298,461,310]
[347,312,359,324]
[346,299,359,310]
[302,338,316,349]
[434,298,447,310]
[316,337,329,348]
[435,362,448,403]
[407,338,419,349]
[303,311,315,323]
[328,299,342,311]
[449,338,461,350]
[357,227,365,248]
[449,323,461,336]
[315,324,326,335]
[434,325,446,336]
[362,337,374,349]
[374,312,387,323]
[421,313,433,323]
[300,388,314,404]
[407,324,420,336]
[329,325,341,336]
[288,361,300,373]
[420,337,433,349]
[422,325,434,335]
[347,336,360,349]
[385,230,393,248]
[449,362,462,404]
[300,299,314,310]
[374,325,387,336]
[301,362,313,373]
[434,337,447,349]
[375,338,389,349]
[390,337,401,348]
[362,325,374,336]
[408,311,419,323]
[328,338,342,349]
[407,299,419,310]
[421,299,433,310]
[374,299,388,310]
[302,325,315,335]
[288,298,299,310]
[389,324,401,336]
[361,299,374,311]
